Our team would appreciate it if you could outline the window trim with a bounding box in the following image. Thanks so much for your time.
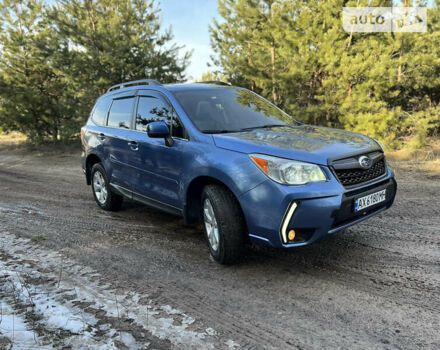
[90,95,112,126]
[105,95,137,130]
[135,89,189,141]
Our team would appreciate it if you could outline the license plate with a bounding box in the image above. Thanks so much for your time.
[354,189,386,212]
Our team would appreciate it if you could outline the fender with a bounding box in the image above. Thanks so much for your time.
[180,143,267,204]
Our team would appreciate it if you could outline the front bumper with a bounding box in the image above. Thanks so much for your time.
[239,169,397,248]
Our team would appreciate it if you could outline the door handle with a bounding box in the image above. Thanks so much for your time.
[128,141,139,151]
[99,133,106,141]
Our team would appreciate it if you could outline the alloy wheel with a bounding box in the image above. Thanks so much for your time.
[93,170,108,204]
[203,198,220,252]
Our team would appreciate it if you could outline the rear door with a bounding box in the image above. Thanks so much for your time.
[104,94,136,195]
[126,90,187,210]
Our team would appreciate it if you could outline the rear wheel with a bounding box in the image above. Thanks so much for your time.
[201,184,246,264]
[91,163,123,211]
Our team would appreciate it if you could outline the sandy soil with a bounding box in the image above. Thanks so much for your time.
[0,146,439,349]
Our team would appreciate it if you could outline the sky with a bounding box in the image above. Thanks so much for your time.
[158,0,220,81]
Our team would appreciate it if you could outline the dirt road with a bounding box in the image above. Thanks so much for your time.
[0,146,439,349]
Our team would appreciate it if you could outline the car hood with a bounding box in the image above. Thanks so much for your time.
[212,125,380,165]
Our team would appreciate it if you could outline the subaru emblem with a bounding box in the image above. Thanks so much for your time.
[359,156,372,169]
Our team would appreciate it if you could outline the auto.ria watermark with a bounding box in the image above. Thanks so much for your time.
[343,7,427,32]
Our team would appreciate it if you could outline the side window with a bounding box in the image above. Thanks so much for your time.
[91,96,111,125]
[107,97,135,129]
[136,96,185,138]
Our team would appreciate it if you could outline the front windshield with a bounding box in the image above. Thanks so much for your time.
[172,87,298,133]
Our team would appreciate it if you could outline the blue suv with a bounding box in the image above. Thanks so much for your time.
[81,79,397,264]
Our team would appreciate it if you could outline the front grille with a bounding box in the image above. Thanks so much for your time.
[334,159,386,187]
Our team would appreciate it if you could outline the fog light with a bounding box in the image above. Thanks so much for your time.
[288,229,296,241]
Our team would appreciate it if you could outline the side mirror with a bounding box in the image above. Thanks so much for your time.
[147,121,174,146]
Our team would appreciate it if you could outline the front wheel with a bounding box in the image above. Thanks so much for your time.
[201,184,246,264]
[91,163,123,211]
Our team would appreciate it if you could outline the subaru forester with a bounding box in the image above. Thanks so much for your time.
[81,80,397,264]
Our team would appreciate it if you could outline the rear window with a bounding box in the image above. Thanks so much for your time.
[107,97,135,129]
[91,96,111,125]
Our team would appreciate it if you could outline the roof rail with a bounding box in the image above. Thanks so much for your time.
[107,79,162,92]
[197,81,231,86]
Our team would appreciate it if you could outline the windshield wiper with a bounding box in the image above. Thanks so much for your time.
[239,124,289,131]
[202,125,292,134]
[201,129,239,134]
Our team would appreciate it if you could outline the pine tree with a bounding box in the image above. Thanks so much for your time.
[0,0,74,141]
[199,71,228,82]
[50,0,191,119]
[0,0,191,142]
[210,0,287,104]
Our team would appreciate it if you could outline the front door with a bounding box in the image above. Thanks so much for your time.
[126,90,186,209]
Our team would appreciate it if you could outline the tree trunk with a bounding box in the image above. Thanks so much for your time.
[270,43,279,105]
[346,0,360,50]
[397,48,402,83]
[248,42,256,91]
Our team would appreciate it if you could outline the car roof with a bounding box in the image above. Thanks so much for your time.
[163,83,234,92]
[102,82,235,98]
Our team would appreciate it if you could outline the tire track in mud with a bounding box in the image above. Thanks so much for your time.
[0,232,239,349]
[1,203,436,350]
[0,199,336,349]
[2,202,432,347]
[0,201,436,346]
[0,218,303,349]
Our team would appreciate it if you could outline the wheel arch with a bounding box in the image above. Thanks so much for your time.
[85,153,102,185]
[184,175,246,227]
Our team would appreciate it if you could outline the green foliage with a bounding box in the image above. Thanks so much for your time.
[199,71,228,82]
[0,0,190,142]
[211,0,440,149]
[0,0,69,141]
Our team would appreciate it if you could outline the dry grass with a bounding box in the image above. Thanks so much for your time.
[0,132,80,154]
[387,138,440,176]
[0,132,27,147]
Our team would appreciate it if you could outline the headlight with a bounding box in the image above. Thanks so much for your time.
[249,154,327,185]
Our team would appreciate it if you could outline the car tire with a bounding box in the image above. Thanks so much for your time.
[201,184,246,264]
[91,163,123,211]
